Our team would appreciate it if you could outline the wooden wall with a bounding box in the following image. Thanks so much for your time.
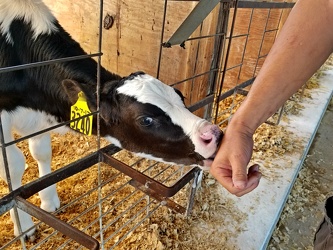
[44,0,166,76]
[43,0,294,115]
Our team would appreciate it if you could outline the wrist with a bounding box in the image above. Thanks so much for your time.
[228,104,263,136]
[228,92,280,135]
[227,117,256,138]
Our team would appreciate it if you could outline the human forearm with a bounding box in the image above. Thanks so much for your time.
[211,0,333,196]
[231,0,333,133]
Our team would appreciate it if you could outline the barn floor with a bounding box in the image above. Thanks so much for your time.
[267,97,333,249]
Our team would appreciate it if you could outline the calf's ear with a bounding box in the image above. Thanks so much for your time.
[62,79,82,104]
[62,79,120,124]
[99,98,120,124]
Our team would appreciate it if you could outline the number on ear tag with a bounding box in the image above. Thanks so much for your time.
[70,91,93,135]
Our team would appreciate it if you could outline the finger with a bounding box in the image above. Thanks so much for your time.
[233,165,261,196]
[210,166,237,194]
[231,161,249,190]
[233,178,260,196]
[228,149,252,190]
[211,172,248,196]
[248,164,260,173]
[210,162,261,196]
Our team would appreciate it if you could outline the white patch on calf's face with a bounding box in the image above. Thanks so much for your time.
[116,74,205,139]
[104,135,122,148]
[117,74,185,109]
[0,0,57,43]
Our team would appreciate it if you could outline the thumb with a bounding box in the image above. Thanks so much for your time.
[231,161,248,189]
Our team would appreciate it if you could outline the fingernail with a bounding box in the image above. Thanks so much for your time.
[234,181,246,189]
[253,165,259,171]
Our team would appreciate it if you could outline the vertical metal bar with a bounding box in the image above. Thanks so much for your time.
[96,1,104,148]
[204,2,226,120]
[189,23,204,104]
[276,7,285,36]
[186,169,203,216]
[236,8,254,82]
[251,8,271,78]
[254,8,286,127]
[0,113,27,248]
[0,113,12,192]
[214,0,239,123]
[267,8,289,126]
[97,0,104,248]
[156,0,168,79]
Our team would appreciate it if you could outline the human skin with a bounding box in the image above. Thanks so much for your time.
[210,0,333,196]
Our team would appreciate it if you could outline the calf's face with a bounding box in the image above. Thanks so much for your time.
[64,72,223,169]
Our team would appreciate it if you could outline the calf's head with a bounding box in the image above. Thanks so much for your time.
[63,72,222,170]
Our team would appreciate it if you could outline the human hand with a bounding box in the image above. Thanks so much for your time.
[210,125,261,196]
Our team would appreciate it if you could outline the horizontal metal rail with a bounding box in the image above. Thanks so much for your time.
[188,77,255,113]
[168,0,295,9]
[0,151,101,214]
[237,1,295,9]
[0,53,102,73]
[16,197,100,250]
[0,112,98,148]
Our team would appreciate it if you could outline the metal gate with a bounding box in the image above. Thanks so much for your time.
[0,1,294,249]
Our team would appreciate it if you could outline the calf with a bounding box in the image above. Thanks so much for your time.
[0,0,222,238]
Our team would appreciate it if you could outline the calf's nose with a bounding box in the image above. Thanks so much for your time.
[199,124,222,146]
[200,131,213,144]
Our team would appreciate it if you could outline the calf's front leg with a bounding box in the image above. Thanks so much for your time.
[29,133,60,212]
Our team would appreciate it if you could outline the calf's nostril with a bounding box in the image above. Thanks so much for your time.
[200,134,213,144]
[203,138,212,144]
[200,131,214,145]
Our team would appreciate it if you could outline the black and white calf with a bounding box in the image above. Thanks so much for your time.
[0,0,222,238]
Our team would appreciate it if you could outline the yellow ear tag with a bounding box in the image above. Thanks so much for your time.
[70,91,93,135]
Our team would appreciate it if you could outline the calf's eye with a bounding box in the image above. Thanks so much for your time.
[139,117,154,127]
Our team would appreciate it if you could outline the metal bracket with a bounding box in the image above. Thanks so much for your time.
[162,0,220,48]
[129,180,186,214]
[101,146,201,198]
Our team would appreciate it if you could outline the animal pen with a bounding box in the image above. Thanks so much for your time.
[0,0,303,249]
